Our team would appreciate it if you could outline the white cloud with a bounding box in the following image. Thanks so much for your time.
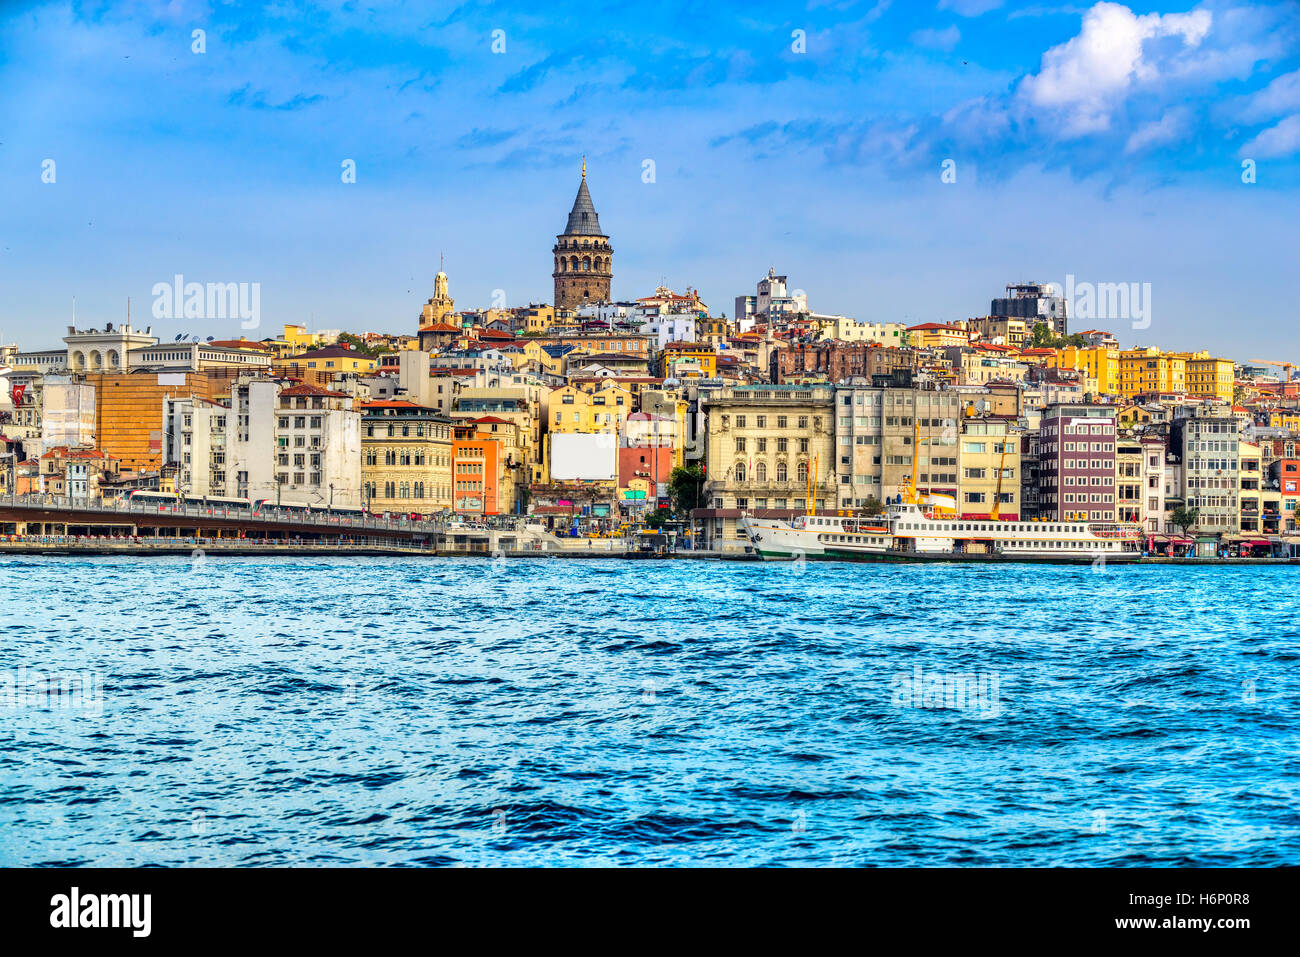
[1237,69,1300,124]
[912,25,962,51]
[1018,2,1212,136]
[1240,113,1300,159]
[1123,108,1187,154]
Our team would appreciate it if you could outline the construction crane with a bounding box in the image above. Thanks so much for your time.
[989,435,1010,520]
[1248,359,1295,381]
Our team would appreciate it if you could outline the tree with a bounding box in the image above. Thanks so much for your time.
[644,509,670,529]
[860,496,886,516]
[338,332,389,357]
[668,464,705,518]
[1171,505,1199,537]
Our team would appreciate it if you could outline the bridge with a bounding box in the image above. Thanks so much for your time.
[0,494,650,556]
[0,494,536,552]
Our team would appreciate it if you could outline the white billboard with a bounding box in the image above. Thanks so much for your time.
[550,432,616,481]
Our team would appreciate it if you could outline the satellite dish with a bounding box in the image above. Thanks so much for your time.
[976,399,989,413]
[206,336,214,342]
[191,335,200,343]
[174,333,184,341]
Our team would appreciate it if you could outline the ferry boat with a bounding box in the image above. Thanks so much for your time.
[739,421,1142,561]
[740,502,1142,561]
[739,512,891,560]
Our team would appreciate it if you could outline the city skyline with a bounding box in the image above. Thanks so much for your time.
[2,0,1298,360]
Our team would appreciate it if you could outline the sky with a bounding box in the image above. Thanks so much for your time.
[0,0,1298,362]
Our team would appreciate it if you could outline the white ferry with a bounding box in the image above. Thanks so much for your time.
[739,512,892,560]
[740,501,1142,561]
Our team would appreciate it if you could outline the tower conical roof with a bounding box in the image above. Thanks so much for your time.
[562,177,603,236]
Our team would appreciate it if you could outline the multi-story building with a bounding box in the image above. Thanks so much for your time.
[1034,404,1118,521]
[164,379,362,506]
[696,385,835,550]
[816,317,907,347]
[771,342,916,384]
[1180,406,1242,536]
[966,316,1030,349]
[957,418,1019,520]
[943,347,1028,386]
[1271,457,1299,532]
[1119,347,1187,399]
[904,323,970,349]
[1232,442,1263,535]
[360,400,453,515]
[1181,353,1235,403]
[1051,345,1119,396]
[38,446,119,499]
[831,384,961,509]
[734,268,808,330]
[990,282,1068,336]
[547,384,633,435]
[454,385,548,484]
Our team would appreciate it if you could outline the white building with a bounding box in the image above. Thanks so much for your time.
[640,314,697,351]
[816,316,906,346]
[1181,407,1241,536]
[735,268,809,331]
[165,380,361,506]
[39,377,97,455]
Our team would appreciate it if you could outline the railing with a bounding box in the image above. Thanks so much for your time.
[0,493,537,536]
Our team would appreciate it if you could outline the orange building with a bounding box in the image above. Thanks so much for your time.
[86,372,229,473]
[452,423,502,516]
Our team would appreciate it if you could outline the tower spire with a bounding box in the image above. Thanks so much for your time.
[581,155,586,179]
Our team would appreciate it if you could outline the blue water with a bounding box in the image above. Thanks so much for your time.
[1,555,1297,867]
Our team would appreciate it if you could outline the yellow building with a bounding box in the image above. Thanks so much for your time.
[284,344,379,375]
[905,323,970,349]
[1051,346,1119,396]
[360,401,454,515]
[1119,347,1187,398]
[1181,353,1234,402]
[660,340,722,377]
[956,419,1020,519]
[549,384,633,434]
[1269,410,1300,431]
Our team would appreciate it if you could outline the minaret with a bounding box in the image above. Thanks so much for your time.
[552,158,612,311]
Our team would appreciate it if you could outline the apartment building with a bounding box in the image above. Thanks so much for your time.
[1180,406,1242,535]
[1034,404,1118,521]
[360,401,453,515]
[165,379,361,506]
[696,385,835,549]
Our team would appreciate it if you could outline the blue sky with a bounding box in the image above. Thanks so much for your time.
[1,0,1297,360]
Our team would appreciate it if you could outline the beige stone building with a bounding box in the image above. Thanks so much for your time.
[696,384,836,550]
[361,401,453,515]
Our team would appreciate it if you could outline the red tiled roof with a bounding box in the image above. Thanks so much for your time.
[359,400,427,410]
[280,383,350,398]
[422,323,461,333]
[40,446,115,460]
[907,322,963,332]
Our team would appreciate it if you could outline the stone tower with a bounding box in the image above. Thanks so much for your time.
[419,256,455,330]
[553,158,612,310]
